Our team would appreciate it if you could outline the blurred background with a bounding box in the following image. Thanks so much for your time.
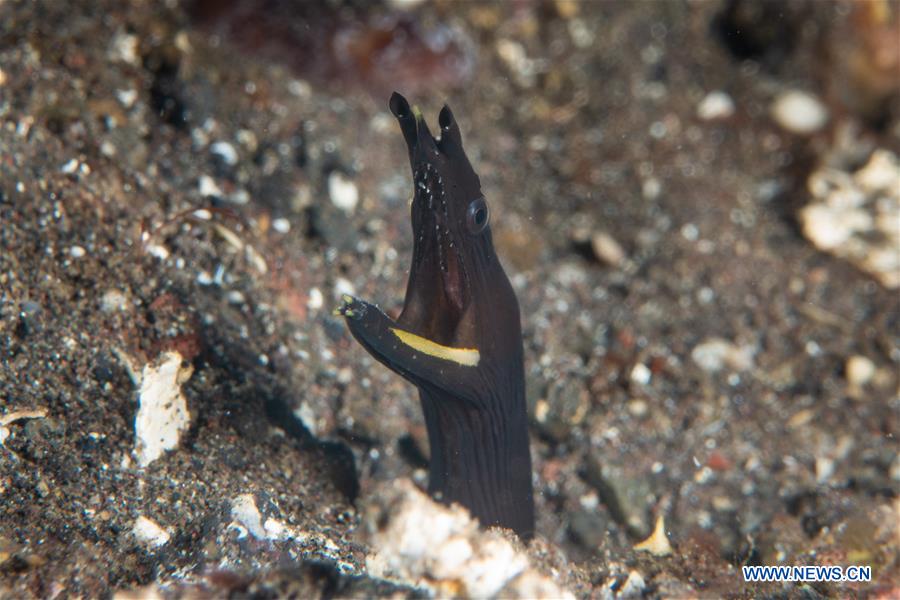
[0,0,897,597]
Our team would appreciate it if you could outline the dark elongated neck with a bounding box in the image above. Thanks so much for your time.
[419,381,534,539]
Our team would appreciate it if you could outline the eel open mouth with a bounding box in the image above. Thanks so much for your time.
[412,160,467,316]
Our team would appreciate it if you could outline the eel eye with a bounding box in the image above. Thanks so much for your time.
[466,197,490,235]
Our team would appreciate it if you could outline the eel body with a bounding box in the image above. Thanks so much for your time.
[338,92,534,539]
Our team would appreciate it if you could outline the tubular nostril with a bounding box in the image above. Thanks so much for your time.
[437,104,461,153]
[439,105,453,130]
[390,91,410,118]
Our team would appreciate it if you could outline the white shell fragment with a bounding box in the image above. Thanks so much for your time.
[132,516,171,548]
[230,493,267,539]
[634,515,673,556]
[228,493,336,549]
[691,338,756,373]
[134,351,193,467]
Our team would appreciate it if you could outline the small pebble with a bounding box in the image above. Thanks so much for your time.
[569,19,595,49]
[210,141,238,166]
[61,159,79,174]
[642,177,662,200]
[146,244,169,260]
[681,223,699,241]
[307,287,324,310]
[272,218,291,233]
[697,286,715,304]
[627,398,648,417]
[815,456,835,483]
[496,39,527,73]
[294,402,319,436]
[591,232,626,267]
[890,454,900,481]
[712,496,736,511]
[287,79,311,99]
[578,492,599,510]
[771,90,828,135]
[225,290,245,305]
[619,571,647,596]
[116,89,138,108]
[691,338,754,372]
[555,0,580,18]
[697,91,735,121]
[109,32,140,65]
[387,0,426,9]
[328,172,359,214]
[334,278,355,298]
[198,175,222,198]
[132,516,170,548]
[336,367,353,385]
[630,363,652,386]
[228,188,250,205]
[100,289,128,312]
[845,355,876,386]
[69,246,86,258]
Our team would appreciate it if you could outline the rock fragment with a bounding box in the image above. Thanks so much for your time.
[800,149,900,288]
[363,479,574,599]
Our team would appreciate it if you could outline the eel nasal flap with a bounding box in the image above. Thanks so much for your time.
[390,91,463,163]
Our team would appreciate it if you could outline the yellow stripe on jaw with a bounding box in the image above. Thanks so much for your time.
[389,328,480,367]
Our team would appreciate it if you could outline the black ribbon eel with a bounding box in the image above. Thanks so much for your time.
[336,92,535,539]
